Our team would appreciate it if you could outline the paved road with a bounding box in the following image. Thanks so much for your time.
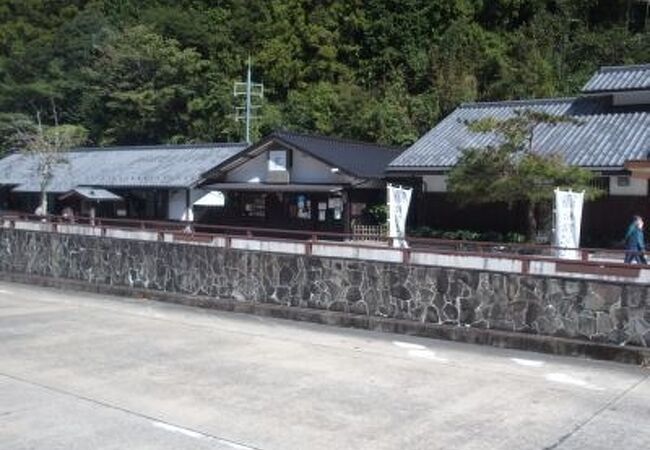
[0,281,648,450]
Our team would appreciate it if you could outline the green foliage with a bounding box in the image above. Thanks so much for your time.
[366,204,388,225]
[409,226,526,243]
[0,112,34,155]
[0,1,648,145]
[448,108,603,240]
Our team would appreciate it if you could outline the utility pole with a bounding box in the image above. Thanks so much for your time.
[234,56,264,143]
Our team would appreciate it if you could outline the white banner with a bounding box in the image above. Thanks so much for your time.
[554,189,584,259]
[387,184,413,248]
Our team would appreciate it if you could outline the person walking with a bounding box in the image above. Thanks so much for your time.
[624,215,647,264]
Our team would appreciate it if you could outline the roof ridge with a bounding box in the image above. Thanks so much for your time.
[69,142,247,153]
[459,97,577,109]
[599,64,650,73]
[272,130,403,151]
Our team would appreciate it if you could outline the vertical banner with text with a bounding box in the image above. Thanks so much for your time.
[554,189,585,259]
[387,184,413,249]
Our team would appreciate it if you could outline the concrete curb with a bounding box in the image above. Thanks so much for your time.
[2,271,649,366]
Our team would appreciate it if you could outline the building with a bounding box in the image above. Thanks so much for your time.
[387,64,650,245]
[0,143,247,221]
[201,131,403,233]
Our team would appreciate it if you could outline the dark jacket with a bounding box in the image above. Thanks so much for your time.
[625,224,646,252]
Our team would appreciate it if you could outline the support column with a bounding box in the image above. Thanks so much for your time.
[343,189,351,235]
[184,189,194,228]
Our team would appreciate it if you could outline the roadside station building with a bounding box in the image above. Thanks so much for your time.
[201,131,403,233]
[0,143,247,222]
[386,64,650,245]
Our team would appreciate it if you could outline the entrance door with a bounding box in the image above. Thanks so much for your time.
[266,192,286,227]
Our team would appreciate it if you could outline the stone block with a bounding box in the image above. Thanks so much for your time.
[596,312,613,335]
[624,285,648,308]
[584,284,622,311]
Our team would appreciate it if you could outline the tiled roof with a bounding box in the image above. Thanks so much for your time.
[0,143,247,193]
[211,131,404,180]
[388,97,650,170]
[582,64,650,93]
[271,131,404,178]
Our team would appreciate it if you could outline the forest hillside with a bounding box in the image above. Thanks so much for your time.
[0,0,648,149]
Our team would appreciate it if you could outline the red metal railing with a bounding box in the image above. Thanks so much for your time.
[0,211,645,275]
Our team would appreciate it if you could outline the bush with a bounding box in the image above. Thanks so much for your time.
[479,231,503,242]
[365,204,388,225]
[408,227,524,243]
[504,232,526,243]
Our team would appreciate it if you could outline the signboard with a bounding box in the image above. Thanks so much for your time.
[387,184,413,248]
[554,189,584,259]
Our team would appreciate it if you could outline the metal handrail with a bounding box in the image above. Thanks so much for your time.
[0,211,645,270]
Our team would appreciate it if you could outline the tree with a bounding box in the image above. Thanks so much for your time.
[10,110,87,215]
[0,1,648,146]
[83,25,227,144]
[447,109,601,242]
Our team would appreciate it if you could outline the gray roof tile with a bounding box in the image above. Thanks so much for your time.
[0,143,247,192]
[582,64,650,93]
[388,97,650,170]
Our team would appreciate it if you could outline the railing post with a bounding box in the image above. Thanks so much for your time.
[581,250,588,262]
[402,248,411,264]
[225,235,231,249]
[306,235,315,256]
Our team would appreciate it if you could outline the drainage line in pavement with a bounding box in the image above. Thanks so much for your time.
[0,371,263,450]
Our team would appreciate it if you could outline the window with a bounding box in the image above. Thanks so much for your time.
[590,176,610,192]
[617,176,630,187]
[268,150,288,172]
[242,193,266,218]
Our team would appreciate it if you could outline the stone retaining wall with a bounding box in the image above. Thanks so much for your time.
[1,228,648,348]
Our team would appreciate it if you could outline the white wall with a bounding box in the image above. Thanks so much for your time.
[422,175,447,193]
[609,176,648,197]
[168,189,210,221]
[291,150,351,184]
[225,145,353,184]
[226,152,267,183]
[612,90,650,106]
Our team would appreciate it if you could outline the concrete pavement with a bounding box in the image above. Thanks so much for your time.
[0,281,648,450]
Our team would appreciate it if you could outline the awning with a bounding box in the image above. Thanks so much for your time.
[59,187,123,202]
[203,183,345,193]
[193,191,225,207]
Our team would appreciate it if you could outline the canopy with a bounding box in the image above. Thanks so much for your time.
[193,191,225,207]
[59,187,123,202]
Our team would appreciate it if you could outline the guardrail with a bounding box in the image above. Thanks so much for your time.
[0,211,647,283]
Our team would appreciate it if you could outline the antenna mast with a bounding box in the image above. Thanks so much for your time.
[234,56,264,143]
